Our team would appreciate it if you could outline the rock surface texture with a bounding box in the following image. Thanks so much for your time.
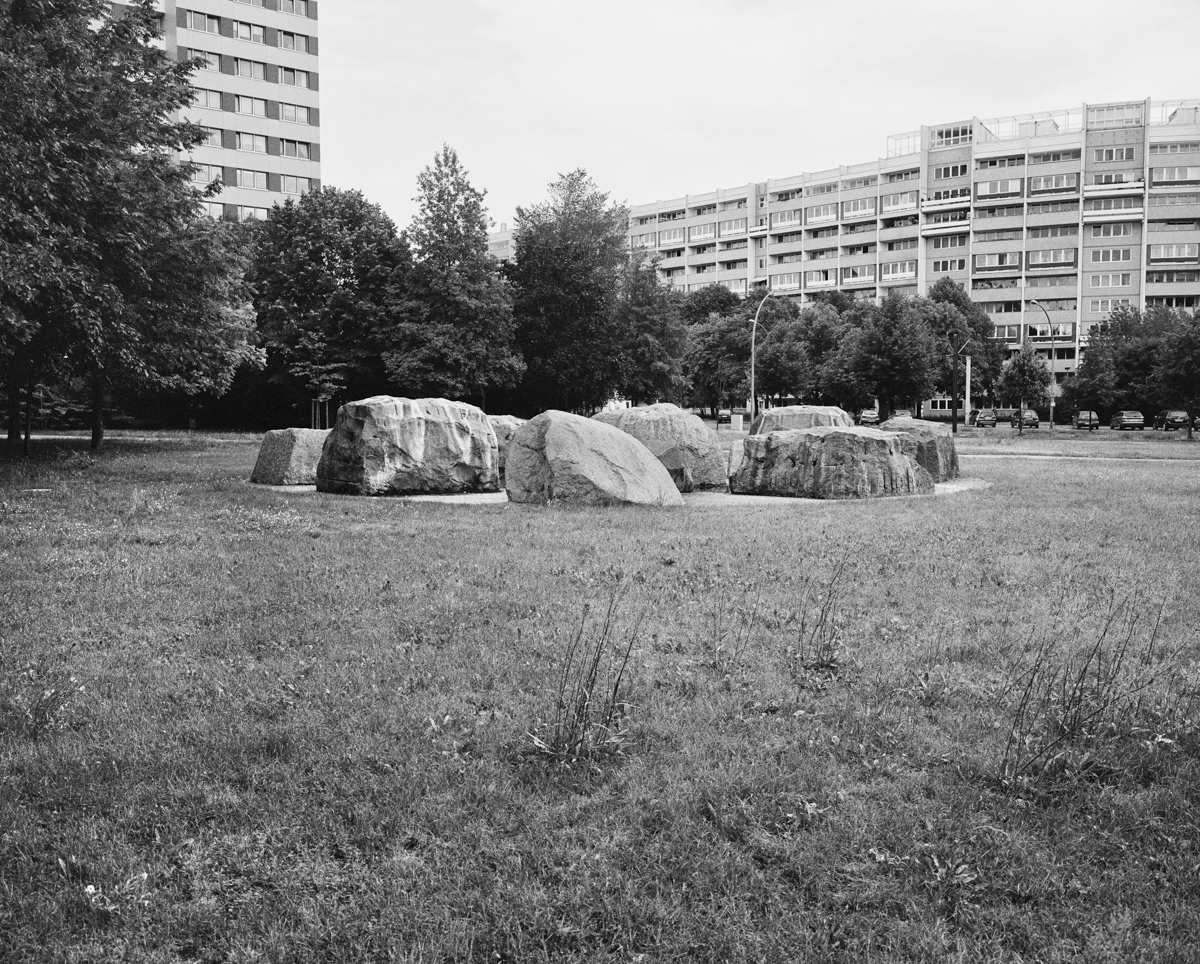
[728,426,934,499]
[250,428,330,485]
[506,410,684,507]
[748,405,854,435]
[879,417,959,482]
[592,403,726,491]
[316,396,499,495]
[487,414,526,480]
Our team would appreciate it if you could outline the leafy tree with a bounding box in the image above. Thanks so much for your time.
[382,145,522,409]
[1068,305,1183,417]
[926,277,1005,405]
[1153,310,1200,439]
[680,284,742,326]
[250,187,410,410]
[612,252,687,404]
[850,292,939,416]
[793,303,847,404]
[507,170,629,414]
[683,311,751,416]
[996,343,1051,434]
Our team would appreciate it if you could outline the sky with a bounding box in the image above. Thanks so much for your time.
[319,0,1200,233]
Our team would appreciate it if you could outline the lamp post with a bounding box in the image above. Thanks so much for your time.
[948,338,969,434]
[749,287,774,425]
[1029,299,1056,432]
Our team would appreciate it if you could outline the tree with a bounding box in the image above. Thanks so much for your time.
[611,252,687,405]
[1154,310,1200,439]
[507,170,629,414]
[683,311,751,416]
[850,292,939,416]
[926,277,1005,405]
[382,145,522,409]
[996,343,1052,434]
[250,187,410,413]
[680,284,742,326]
[1068,305,1183,418]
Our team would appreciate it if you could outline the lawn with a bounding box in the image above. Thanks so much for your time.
[1,433,1199,963]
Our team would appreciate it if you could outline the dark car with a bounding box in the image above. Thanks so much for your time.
[716,409,731,424]
[857,409,880,426]
[1153,410,1190,431]
[1111,410,1145,431]
[972,409,997,428]
[1017,409,1039,429]
[1073,410,1100,431]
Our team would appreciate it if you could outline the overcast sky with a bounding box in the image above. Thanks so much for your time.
[319,0,1200,233]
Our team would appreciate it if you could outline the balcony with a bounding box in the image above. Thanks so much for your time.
[748,222,769,237]
[1083,180,1146,198]
[921,194,970,213]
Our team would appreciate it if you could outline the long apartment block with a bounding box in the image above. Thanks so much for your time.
[122,0,322,220]
[627,98,1200,382]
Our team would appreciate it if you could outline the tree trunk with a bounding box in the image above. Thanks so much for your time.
[90,376,105,452]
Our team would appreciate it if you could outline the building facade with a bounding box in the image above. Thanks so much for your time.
[626,98,1200,386]
[138,0,322,220]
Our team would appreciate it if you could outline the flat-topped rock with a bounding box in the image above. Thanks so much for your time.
[879,417,959,482]
[728,425,934,499]
[487,414,526,480]
[593,403,726,491]
[506,410,684,507]
[749,405,854,435]
[316,396,498,496]
[250,428,330,485]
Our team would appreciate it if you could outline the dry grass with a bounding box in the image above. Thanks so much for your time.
[1,433,1198,962]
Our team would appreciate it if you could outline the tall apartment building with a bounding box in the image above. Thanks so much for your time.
[626,98,1200,387]
[128,0,322,220]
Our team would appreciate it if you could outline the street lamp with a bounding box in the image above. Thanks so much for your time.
[749,286,774,425]
[1028,299,1056,432]
[948,338,969,434]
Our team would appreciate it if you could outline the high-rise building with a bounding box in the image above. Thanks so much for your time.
[127,0,322,220]
[625,98,1200,386]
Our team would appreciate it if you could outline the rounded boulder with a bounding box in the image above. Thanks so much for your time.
[748,405,854,435]
[592,403,726,491]
[879,417,959,482]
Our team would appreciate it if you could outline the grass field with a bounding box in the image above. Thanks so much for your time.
[2,433,1199,962]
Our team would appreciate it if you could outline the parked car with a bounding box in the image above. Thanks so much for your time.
[716,409,731,424]
[1073,410,1100,431]
[891,409,913,419]
[1153,410,1190,431]
[857,409,880,426]
[1110,410,1145,430]
[972,409,998,428]
[1018,409,1039,429]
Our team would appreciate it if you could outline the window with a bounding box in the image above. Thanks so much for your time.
[981,301,1021,314]
[805,203,836,224]
[1094,147,1136,162]
[807,248,836,261]
[281,68,310,87]
[1147,295,1200,308]
[806,227,836,240]
[974,229,1021,242]
[1147,270,1200,283]
[192,88,222,109]
[189,163,222,185]
[843,221,876,235]
[1092,171,1136,185]
[722,279,747,293]
[1150,142,1200,155]
[237,169,268,190]
[842,176,875,190]
[771,272,800,290]
[773,189,800,202]
[688,224,716,242]
[977,178,1023,198]
[881,191,917,213]
[930,187,971,201]
[1089,298,1132,312]
[1025,274,1076,288]
[976,156,1024,170]
[770,210,801,228]
[974,204,1023,219]
[932,125,972,147]
[1090,273,1132,287]
[1029,149,1081,164]
[718,218,746,237]
[691,244,716,255]
[659,210,685,221]
[808,183,837,196]
[1029,225,1078,238]
[1149,193,1200,206]
[1090,248,1132,263]
[880,260,917,280]
[842,265,875,283]
[629,233,655,249]
[843,244,875,256]
[199,126,221,147]
[233,21,264,43]
[1152,167,1200,185]
[774,252,803,264]
[887,239,917,251]
[235,132,266,153]
[238,206,269,221]
[974,278,1020,290]
[280,32,310,52]
[231,0,264,5]
[886,169,919,183]
[1090,223,1133,238]
[932,258,966,272]
[1148,220,1200,232]
[187,49,220,70]
[280,138,311,159]
[935,164,968,179]
[931,234,966,249]
[804,269,834,288]
[279,0,308,15]
[721,239,748,251]
[658,228,683,245]
[1148,243,1199,262]
[1087,104,1143,128]
[720,259,747,271]
[280,103,311,124]
[201,201,225,219]
[1085,197,1139,211]
[1028,173,1078,194]
[234,59,265,80]
[974,252,1022,271]
[186,11,219,32]
[235,96,266,116]
[841,197,875,219]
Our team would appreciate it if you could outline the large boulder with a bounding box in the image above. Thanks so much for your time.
[749,405,854,435]
[316,396,499,495]
[592,403,725,491]
[506,410,684,507]
[728,426,934,499]
[250,428,330,485]
[487,414,526,480]
[879,417,959,482]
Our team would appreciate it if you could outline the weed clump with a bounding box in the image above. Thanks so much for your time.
[0,664,86,739]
